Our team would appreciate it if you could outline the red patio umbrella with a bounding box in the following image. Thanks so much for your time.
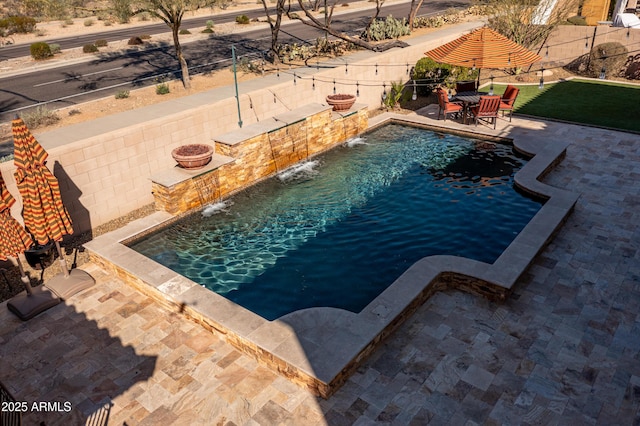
[1,172,60,320]
[425,27,541,69]
[424,27,542,86]
[12,117,94,300]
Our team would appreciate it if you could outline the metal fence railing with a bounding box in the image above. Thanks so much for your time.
[0,381,22,426]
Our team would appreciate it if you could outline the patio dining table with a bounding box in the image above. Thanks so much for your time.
[452,91,488,124]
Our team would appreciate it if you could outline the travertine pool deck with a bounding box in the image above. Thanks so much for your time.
[1,110,639,425]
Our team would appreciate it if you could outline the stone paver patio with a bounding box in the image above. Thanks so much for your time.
[1,113,639,425]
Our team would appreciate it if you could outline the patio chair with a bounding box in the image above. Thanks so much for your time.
[499,85,520,121]
[470,95,501,129]
[436,88,463,122]
[455,80,476,93]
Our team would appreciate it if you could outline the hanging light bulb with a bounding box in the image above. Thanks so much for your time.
[406,63,409,75]
[489,75,494,96]
[539,67,545,90]
[274,93,277,103]
[276,67,280,78]
[545,46,549,58]
[507,53,511,66]
[412,80,417,101]
[293,72,297,85]
[345,62,348,74]
[627,26,631,39]
[375,63,378,75]
[382,83,387,100]
[585,36,589,50]
[312,76,315,90]
[333,79,336,94]
[316,60,320,70]
[599,66,606,79]
[356,82,360,97]
[472,59,476,71]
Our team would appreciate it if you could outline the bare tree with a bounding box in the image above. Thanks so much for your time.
[483,0,578,50]
[125,0,219,89]
[260,0,289,63]
[407,0,424,30]
[287,0,401,51]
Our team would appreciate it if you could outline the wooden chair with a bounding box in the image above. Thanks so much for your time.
[436,88,463,122]
[455,80,476,93]
[470,95,501,129]
[499,85,519,121]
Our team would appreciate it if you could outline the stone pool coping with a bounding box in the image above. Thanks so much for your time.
[84,113,579,398]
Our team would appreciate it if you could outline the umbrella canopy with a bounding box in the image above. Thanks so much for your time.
[0,173,33,261]
[424,27,542,70]
[12,117,73,245]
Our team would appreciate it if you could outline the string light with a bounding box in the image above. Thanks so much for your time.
[472,59,476,71]
[489,75,494,95]
[293,72,297,85]
[507,53,511,66]
[539,67,545,90]
[599,66,606,79]
[312,77,315,90]
[333,79,336,94]
[356,82,360,97]
[345,62,348,74]
[627,26,631,39]
[545,45,549,58]
[316,60,320,70]
[585,36,589,50]
[406,63,409,75]
[382,83,387,100]
[375,63,378,75]
[274,93,277,103]
[412,80,417,101]
[276,67,280,78]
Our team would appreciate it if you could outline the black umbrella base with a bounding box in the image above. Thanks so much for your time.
[7,286,61,321]
[45,269,95,300]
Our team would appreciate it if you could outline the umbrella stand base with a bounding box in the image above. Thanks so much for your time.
[7,286,61,321]
[45,269,95,300]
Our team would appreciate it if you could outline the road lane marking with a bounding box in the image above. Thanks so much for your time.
[33,66,124,87]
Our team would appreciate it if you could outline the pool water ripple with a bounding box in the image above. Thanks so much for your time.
[130,124,542,320]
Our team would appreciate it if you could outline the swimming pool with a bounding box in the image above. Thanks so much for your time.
[129,124,542,319]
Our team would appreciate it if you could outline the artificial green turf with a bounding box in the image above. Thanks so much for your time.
[492,79,640,132]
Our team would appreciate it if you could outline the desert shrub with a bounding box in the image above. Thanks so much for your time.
[49,43,61,54]
[84,19,94,27]
[30,42,52,60]
[201,28,214,34]
[104,21,112,26]
[413,57,478,95]
[206,20,214,30]
[566,15,587,25]
[0,16,37,34]
[64,18,74,25]
[413,9,461,28]
[235,14,250,24]
[95,39,108,47]
[624,54,640,80]
[21,106,60,129]
[115,90,130,99]
[34,29,47,37]
[128,36,144,45]
[83,43,98,53]
[589,42,629,78]
[363,15,410,41]
[179,28,191,34]
[156,83,170,95]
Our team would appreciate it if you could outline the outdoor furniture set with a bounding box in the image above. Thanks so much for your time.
[436,85,520,129]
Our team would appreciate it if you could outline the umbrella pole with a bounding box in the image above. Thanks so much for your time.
[54,240,70,278]
[11,256,33,295]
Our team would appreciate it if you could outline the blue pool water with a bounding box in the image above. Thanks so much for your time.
[130,124,542,320]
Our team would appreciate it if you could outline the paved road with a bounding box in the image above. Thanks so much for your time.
[0,0,469,124]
